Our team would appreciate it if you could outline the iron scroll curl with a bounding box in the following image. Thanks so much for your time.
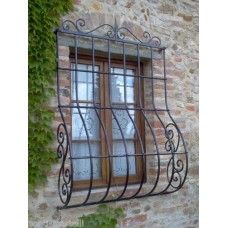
[165,123,187,191]
[60,18,161,47]
[57,122,73,207]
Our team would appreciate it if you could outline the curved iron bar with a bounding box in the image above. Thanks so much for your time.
[129,46,184,196]
[107,39,130,201]
[72,37,94,206]
[144,47,179,195]
[132,44,162,197]
[134,43,179,197]
[89,37,113,203]
[120,42,146,199]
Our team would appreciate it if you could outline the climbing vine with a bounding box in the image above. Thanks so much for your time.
[67,204,125,228]
[28,0,73,191]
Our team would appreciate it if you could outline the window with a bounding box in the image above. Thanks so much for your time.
[71,57,145,189]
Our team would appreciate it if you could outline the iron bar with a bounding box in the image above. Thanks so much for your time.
[70,152,187,159]
[135,44,162,197]
[59,105,169,112]
[58,67,167,81]
[91,37,113,204]
[107,39,130,200]
[122,42,146,199]
[73,37,94,206]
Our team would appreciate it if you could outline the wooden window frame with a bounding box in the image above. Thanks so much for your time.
[70,55,146,190]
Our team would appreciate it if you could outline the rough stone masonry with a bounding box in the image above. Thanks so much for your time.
[28,0,199,227]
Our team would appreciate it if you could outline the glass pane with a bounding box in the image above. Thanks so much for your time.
[112,141,136,176]
[72,142,101,180]
[71,64,99,101]
[72,105,100,140]
[111,68,134,103]
[112,108,135,140]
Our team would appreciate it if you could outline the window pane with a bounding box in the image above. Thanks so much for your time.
[112,141,136,176]
[111,68,134,103]
[112,108,135,140]
[72,142,101,180]
[71,64,99,101]
[111,67,137,178]
[72,105,100,140]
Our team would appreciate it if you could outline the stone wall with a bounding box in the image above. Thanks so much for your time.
[28,0,199,227]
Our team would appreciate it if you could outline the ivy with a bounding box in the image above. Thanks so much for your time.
[67,204,125,228]
[28,0,73,192]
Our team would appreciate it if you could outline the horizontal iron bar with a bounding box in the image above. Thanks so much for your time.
[58,67,167,81]
[59,105,169,112]
[57,190,179,210]
[72,138,137,142]
[70,152,187,159]
[56,29,166,50]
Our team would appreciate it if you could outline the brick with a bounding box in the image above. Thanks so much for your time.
[121,214,147,226]
[91,2,103,12]
[186,105,195,112]
[178,13,193,22]
[39,203,48,210]
[175,56,182,62]
[74,0,81,4]
[59,46,69,57]
[153,120,163,128]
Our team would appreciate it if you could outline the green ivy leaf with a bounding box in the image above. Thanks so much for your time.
[28,0,74,192]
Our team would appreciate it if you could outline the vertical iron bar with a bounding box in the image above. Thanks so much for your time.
[123,43,146,198]
[160,49,178,193]
[107,39,130,200]
[162,49,188,192]
[150,49,166,130]
[74,37,93,205]
[91,38,113,203]
[139,47,162,196]
[134,44,161,196]
[146,49,175,195]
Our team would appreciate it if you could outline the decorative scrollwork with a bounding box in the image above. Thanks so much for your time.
[143,31,161,47]
[75,18,85,32]
[150,36,161,47]
[60,18,161,47]
[62,20,77,31]
[165,123,186,190]
[165,123,180,153]
[64,18,116,39]
[167,156,184,189]
[117,27,140,42]
[57,123,72,206]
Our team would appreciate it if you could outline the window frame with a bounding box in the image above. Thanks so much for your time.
[70,55,146,190]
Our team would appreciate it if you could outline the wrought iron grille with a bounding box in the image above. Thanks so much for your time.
[55,18,188,209]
